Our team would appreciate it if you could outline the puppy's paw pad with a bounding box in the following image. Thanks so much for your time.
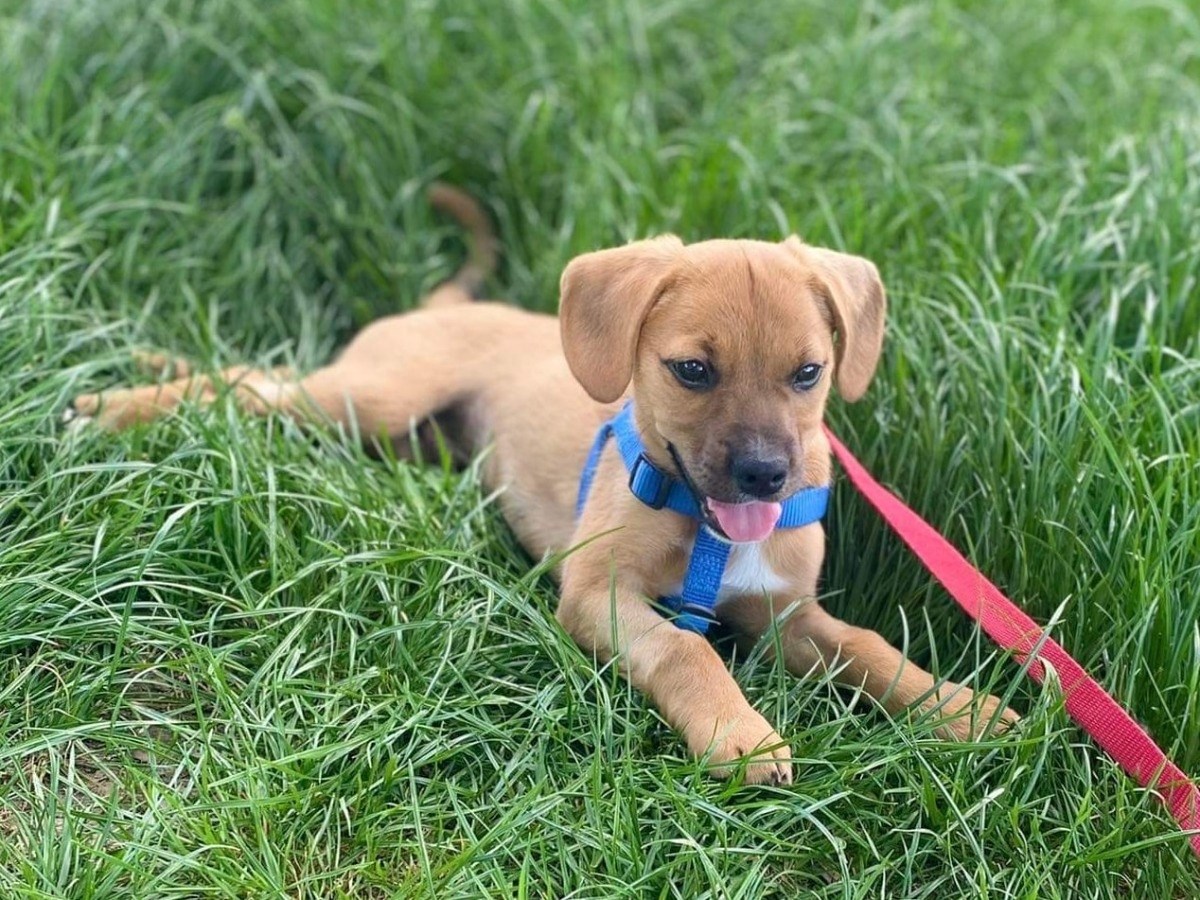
[62,406,93,432]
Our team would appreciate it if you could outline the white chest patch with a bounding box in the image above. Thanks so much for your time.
[717,541,792,601]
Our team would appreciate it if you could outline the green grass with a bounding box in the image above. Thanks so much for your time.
[2,0,1199,895]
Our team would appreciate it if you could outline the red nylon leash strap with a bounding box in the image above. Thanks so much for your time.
[823,425,1200,857]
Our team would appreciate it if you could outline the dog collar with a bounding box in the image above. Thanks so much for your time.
[575,402,830,634]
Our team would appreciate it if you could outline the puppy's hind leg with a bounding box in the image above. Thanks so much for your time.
[278,358,469,448]
[70,307,489,444]
[68,364,298,432]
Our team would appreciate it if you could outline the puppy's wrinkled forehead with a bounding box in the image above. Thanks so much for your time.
[642,240,833,371]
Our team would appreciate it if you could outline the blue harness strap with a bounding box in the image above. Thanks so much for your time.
[575,402,830,635]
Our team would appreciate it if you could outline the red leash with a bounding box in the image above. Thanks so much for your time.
[824,426,1200,857]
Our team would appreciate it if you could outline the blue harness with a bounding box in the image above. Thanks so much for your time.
[575,402,830,634]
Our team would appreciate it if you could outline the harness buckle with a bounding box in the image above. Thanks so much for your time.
[629,453,671,509]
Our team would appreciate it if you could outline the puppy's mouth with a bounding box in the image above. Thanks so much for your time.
[666,443,782,543]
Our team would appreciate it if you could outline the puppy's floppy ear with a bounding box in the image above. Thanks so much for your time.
[783,236,887,402]
[559,235,684,403]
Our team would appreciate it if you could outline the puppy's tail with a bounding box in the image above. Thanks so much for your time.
[424,182,498,306]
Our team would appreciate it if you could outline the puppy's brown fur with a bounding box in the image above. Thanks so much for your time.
[70,186,1016,783]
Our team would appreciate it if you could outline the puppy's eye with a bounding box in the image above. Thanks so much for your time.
[792,363,823,392]
[667,358,714,390]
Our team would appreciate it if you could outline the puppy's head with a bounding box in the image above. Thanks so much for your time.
[560,234,885,542]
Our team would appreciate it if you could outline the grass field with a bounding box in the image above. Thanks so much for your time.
[2,0,1200,895]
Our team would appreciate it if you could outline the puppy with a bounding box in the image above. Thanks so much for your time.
[70,185,1017,783]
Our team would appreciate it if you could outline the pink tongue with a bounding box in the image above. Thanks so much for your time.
[705,499,782,543]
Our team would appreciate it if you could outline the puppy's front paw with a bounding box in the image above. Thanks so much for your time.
[690,709,793,785]
[933,688,1020,741]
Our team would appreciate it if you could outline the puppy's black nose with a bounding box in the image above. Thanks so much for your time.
[731,456,788,498]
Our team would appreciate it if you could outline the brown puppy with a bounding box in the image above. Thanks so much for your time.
[69,186,1017,783]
